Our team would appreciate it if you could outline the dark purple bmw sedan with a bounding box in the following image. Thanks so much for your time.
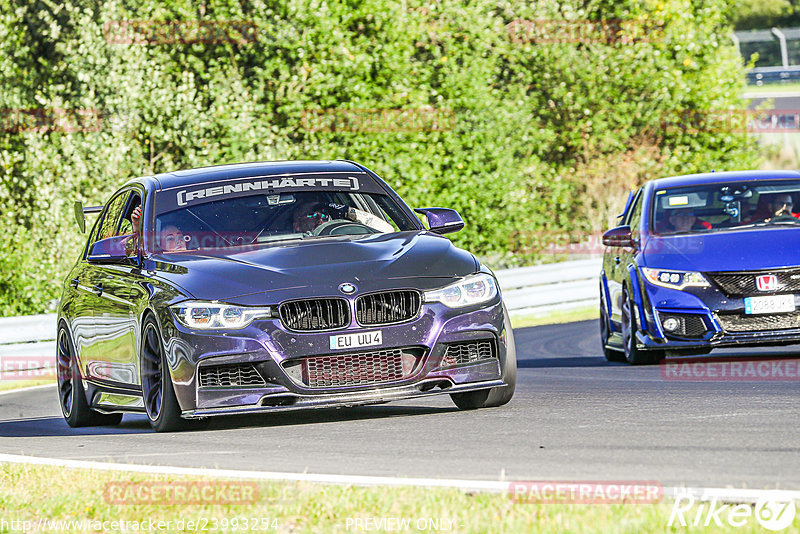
[57,160,516,431]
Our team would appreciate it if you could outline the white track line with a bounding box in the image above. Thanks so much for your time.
[0,383,55,396]
[0,453,798,503]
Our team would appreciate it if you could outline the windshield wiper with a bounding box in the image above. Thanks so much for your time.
[184,209,233,246]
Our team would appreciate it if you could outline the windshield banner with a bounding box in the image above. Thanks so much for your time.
[157,172,384,212]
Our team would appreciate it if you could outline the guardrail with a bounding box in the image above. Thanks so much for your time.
[0,259,602,365]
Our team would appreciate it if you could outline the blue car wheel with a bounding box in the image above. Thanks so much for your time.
[621,287,663,365]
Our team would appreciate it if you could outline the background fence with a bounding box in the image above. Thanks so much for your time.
[0,259,602,370]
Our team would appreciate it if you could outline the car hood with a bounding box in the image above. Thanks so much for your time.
[150,231,478,301]
[643,227,800,272]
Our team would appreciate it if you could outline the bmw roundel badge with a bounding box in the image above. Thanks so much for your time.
[339,283,357,295]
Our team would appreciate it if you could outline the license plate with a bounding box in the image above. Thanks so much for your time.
[744,295,795,314]
[329,330,382,350]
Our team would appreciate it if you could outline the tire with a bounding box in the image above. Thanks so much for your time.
[450,305,517,410]
[56,325,123,427]
[600,282,625,362]
[140,316,200,432]
[620,287,664,365]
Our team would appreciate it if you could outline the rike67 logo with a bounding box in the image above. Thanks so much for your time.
[669,495,796,531]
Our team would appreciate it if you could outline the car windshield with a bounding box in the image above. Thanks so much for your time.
[153,191,417,252]
[651,180,800,236]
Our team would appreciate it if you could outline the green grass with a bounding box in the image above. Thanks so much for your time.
[0,378,53,392]
[0,463,791,533]
[744,82,800,95]
[510,306,598,329]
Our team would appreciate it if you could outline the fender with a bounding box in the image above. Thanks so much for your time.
[626,264,648,333]
[599,270,614,332]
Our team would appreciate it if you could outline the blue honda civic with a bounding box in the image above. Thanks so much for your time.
[600,170,800,364]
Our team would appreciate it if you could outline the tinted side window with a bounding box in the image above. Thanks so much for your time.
[626,190,644,236]
[82,212,104,259]
[97,193,130,240]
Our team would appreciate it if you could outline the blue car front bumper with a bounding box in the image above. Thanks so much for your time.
[637,281,800,351]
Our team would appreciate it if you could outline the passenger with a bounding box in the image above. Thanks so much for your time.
[160,225,187,252]
[658,208,712,234]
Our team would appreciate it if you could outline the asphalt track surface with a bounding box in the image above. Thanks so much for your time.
[1,320,798,489]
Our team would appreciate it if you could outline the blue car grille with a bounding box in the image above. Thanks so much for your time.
[717,312,800,333]
[707,269,800,297]
[355,290,421,325]
[440,339,497,367]
[279,298,350,331]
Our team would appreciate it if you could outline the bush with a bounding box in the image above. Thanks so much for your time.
[0,0,759,315]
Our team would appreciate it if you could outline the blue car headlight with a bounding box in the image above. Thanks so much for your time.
[642,268,710,290]
[423,273,499,308]
[170,302,272,329]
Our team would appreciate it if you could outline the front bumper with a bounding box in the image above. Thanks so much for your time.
[637,279,800,351]
[157,299,510,415]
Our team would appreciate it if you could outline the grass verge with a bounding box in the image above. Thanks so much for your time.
[509,306,597,329]
[1,463,788,533]
[0,378,54,392]
[744,82,800,95]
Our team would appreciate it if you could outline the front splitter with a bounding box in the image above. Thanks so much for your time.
[182,378,506,419]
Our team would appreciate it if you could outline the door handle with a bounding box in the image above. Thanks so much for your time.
[93,283,103,296]
[70,278,79,288]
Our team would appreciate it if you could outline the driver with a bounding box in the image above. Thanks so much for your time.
[763,193,800,222]
[292,202,333,233]
[292,202,394,234]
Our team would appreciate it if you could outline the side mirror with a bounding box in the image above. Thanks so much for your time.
[414,207,465,235]
[87,235,134,263]
[74,201,86,233]
[602,225,633,247]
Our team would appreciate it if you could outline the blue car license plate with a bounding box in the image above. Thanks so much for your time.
[744,295,795,314]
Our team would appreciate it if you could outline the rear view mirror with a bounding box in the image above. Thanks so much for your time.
[414,208,465,235]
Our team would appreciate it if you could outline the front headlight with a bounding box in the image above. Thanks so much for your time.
[423,273,499,308]
[642,268,710,290]
[170,302,272,330]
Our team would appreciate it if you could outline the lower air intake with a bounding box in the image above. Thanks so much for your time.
[440,339,497,367]
[285,348,423,389]
[198,364,266,387]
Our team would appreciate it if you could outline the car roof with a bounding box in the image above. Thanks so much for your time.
[649,169,800,190]
[140,160,369,191]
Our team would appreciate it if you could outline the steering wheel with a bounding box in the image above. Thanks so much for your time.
[770,213,799,223]
[311,219,378,236]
